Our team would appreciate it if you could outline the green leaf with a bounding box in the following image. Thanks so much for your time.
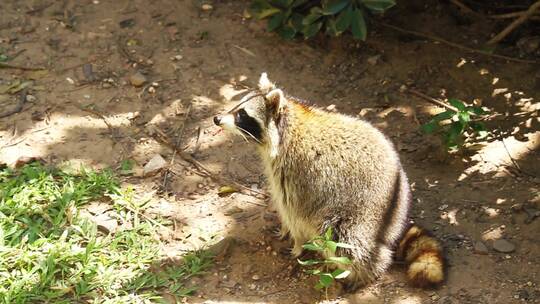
[432,110,455,122]
[0,54,8,62]
[336,242,354,249]
[448,121,465,141]
[267,12,286,32]
[324,227,333,240]
[302,12,322,25]
[331,268,351,279]
[335,7,353,33]
[361,0,396,13]
[302,243,323,251]
[326,256,352,264]
[458,111,470,124]
[448,98,466,111]
[319,273,334,288]
[326,240,338,253]
[302,21,323,38]
[257,7,281,19]
[278,25,297,39]
[306,269,322,275]
[297,258,322,266]
[322,0,350,15]
[421,121,438,134]
[350,9,367,40]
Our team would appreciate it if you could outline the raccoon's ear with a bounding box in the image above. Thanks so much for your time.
[258,72,274,93]
[265,89,286,114]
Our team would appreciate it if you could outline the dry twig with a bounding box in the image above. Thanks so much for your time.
[449,0,480,16]
[0,62,45,71]
[488,0,540,45]
[490,11,540,20]
[377,21,539,64]
[405,88,460,113]
[148,126,269,202]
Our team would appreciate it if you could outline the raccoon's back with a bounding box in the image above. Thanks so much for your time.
[278,105,403,216]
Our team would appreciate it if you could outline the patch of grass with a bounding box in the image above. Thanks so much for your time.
[0,162,212,303]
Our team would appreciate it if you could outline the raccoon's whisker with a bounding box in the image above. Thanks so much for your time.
[237,130,249,143]
[236,126,262,144]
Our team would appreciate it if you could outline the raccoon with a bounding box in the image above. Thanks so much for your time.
[213,73,445,290]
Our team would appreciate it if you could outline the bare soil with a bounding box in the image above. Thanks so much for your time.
[1,0,539,303]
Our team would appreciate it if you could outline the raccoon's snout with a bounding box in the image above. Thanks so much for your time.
[213,115,222,126]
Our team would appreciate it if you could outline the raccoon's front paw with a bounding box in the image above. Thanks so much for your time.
[271,226,289,240]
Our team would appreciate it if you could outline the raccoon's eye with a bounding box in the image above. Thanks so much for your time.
[235,109,248,121]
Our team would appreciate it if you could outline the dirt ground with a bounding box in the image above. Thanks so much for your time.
[1,0,539,303]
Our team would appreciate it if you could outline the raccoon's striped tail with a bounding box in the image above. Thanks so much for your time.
[397,225,445,288]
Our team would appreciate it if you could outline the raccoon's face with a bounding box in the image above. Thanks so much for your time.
[213,92,268,143]
[213,73,285,145]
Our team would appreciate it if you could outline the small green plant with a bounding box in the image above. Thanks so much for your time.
[119,159,135,175]
[298,228,354,292]
[250,0,396,40]
[421,98,488,150]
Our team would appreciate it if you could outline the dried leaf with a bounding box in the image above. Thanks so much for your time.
[218,185,238,197]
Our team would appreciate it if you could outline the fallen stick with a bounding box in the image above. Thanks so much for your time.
[377,21,539,64]
[490,10,540,19]
[0,62,45,71]
[449,0,481,16]
[488,0,540,45]
[405,88,460,113]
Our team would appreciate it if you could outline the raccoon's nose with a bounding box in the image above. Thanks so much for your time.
[213,115,222,126]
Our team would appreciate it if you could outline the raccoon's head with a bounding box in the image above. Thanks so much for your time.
[213,73,286,148]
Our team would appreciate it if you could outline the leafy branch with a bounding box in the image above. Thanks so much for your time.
[250,0,396,40]
[421,98,489,150]
[298,228,354,292]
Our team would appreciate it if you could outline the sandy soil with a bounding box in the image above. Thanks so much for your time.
[0,0,539,303]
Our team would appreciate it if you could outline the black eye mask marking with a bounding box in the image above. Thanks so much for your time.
[235,109,263,142]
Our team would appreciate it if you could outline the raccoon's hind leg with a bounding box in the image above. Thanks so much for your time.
[328,220,394,292]
[342,244,394,291]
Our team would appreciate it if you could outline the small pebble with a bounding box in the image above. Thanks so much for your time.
[25,94,36,102]
[367,55,381,66]
[129,71,147,87]
[252,275,260,281]
[493,239,516,253]
[201,4,213,10]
